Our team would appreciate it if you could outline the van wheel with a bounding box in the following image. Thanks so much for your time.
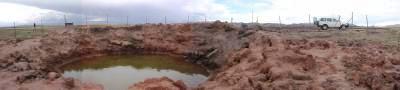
[321,25,328,30]
[339,25,346,30]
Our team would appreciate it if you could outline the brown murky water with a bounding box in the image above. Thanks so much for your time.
[61,54,209,90]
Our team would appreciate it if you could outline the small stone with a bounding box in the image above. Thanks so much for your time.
[14,62,29,71]
[174,80,187,90]
[48,72,59,81]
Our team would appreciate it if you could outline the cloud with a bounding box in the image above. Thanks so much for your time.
[248,0,400,26]
[1,0,230,26]
[0,2,65,26]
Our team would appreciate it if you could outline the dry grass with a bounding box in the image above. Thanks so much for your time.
[281,28,400,51]
[0,26,64,40]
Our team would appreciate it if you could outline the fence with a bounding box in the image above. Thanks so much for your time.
[0,12,384,41]
[4,12,374,27]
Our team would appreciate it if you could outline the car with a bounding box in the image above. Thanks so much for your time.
[313,17,349,30]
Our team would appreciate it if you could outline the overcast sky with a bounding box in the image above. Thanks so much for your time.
[0,0,399,27]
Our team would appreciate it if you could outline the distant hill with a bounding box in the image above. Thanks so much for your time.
[385,24,400,28]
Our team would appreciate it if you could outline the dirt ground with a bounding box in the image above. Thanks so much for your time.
[0,22,399,90]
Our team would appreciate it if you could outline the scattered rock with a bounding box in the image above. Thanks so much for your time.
[80,83,104,90]
[109,40,132,46]
[129,77,187,90]
[13,62,29,71]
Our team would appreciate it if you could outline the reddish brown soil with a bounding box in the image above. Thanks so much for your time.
[199,31,400,90]
[0,22,399,90]
[129,77,186,90]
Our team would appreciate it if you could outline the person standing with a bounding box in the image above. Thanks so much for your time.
[33,23,36,32]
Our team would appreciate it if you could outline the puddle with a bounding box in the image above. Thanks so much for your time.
[61,54,209,90]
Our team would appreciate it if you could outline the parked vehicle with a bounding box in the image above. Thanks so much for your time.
[313,17,349,30]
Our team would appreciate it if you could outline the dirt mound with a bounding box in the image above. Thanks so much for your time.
[198,31,400,90]
[129,77,187,90]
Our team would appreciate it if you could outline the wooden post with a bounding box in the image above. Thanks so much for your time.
[13,22,16,39]
[256,17,259,23]
[106,15,109,25]
[64,15,67,27]
[187,16,190,23]
[308,14,311,25]
[338,15,341,25]
[251,9,254,24]
[145,16,148,24]
[204,16,207,23]
[13,22,17,45]
[85,15,88,26]
[230,17,233,23]
[41,17,44,32]
[164,16,167,24]
[351,12,354,26]
[366,15,368,30]
[64,15,67,23]
[126,16,129,26]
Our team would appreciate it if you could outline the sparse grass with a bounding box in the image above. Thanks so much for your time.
[0,26,63,40]
[282,28,400,49]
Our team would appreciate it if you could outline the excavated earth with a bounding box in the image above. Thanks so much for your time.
[0,22,399,90]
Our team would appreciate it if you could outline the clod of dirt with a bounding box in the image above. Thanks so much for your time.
[199,31,400,90]
[129,77,187,90]
[79,83,104,90]
[12,62,29,71]
[47,72,59,81]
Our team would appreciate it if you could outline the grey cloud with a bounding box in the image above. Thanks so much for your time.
[2,0,208,25]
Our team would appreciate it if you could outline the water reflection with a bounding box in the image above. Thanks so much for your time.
[61,55,209,90]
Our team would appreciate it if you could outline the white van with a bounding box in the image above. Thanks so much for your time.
[313,17,349,30]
